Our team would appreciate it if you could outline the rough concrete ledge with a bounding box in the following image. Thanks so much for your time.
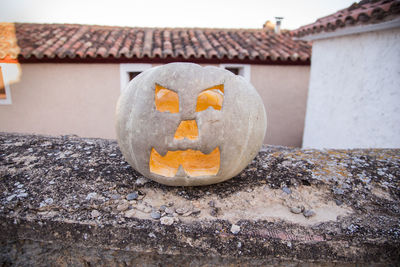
[0,133,399,266]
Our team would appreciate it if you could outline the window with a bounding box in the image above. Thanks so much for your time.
[120,64,152,92]
[0,67,6,99]
[220,64,250,82]
[128,71,142,81]
[0,65,12,105]
[225,67,240,75]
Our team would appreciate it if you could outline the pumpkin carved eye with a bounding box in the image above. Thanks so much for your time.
[155,83,179,113]
[196,84,224,112]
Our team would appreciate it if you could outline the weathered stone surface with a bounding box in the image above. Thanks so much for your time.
[160,216,174,226]
[230,224,241,234]
[1,133,400,265]
[116,63,267,186]
[124,209,136,218]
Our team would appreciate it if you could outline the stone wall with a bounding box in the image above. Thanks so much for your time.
[1,133,399,265]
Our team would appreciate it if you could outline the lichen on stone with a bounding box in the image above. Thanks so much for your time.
[0,133,399,265]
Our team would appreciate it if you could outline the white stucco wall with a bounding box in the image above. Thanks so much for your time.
[303,28,400,149]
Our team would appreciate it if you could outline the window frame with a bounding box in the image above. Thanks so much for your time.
[119,63,152,92]
[0,64,12,105]
[219,64,251,82]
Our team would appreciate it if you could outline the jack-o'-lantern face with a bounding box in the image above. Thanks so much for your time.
[116,63,266,186]
[149,83,223,177]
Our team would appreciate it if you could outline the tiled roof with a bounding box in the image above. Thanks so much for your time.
[0,23,311,63]
[0,23,20,63]
[293,0,400,38]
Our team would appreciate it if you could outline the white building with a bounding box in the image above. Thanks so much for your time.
[295,0,400,149]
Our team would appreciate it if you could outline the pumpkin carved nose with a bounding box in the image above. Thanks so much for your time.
[174,120,198,140]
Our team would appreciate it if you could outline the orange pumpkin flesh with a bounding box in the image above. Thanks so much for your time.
[174,120,199,140]
[155,84,179,113]
[150,84,224,178]
[149,147,220,177]
[196,84,224,112]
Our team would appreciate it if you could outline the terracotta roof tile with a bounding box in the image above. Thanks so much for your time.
[0,23,20,62]
[0,23,311,63]
[293,0,400,38]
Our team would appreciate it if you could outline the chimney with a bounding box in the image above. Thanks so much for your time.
[263,20,275,32]
[274,17,283,34]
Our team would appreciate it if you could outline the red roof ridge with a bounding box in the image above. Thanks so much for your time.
[293,0,400,38]
[14,22,286,32]
[0,22,311,64]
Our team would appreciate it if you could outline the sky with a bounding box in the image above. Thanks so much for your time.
[1,0,356,30]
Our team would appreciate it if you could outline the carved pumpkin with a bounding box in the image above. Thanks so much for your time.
[116,63,266,186]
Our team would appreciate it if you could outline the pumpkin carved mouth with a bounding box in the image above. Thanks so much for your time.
[149,147,220,177]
